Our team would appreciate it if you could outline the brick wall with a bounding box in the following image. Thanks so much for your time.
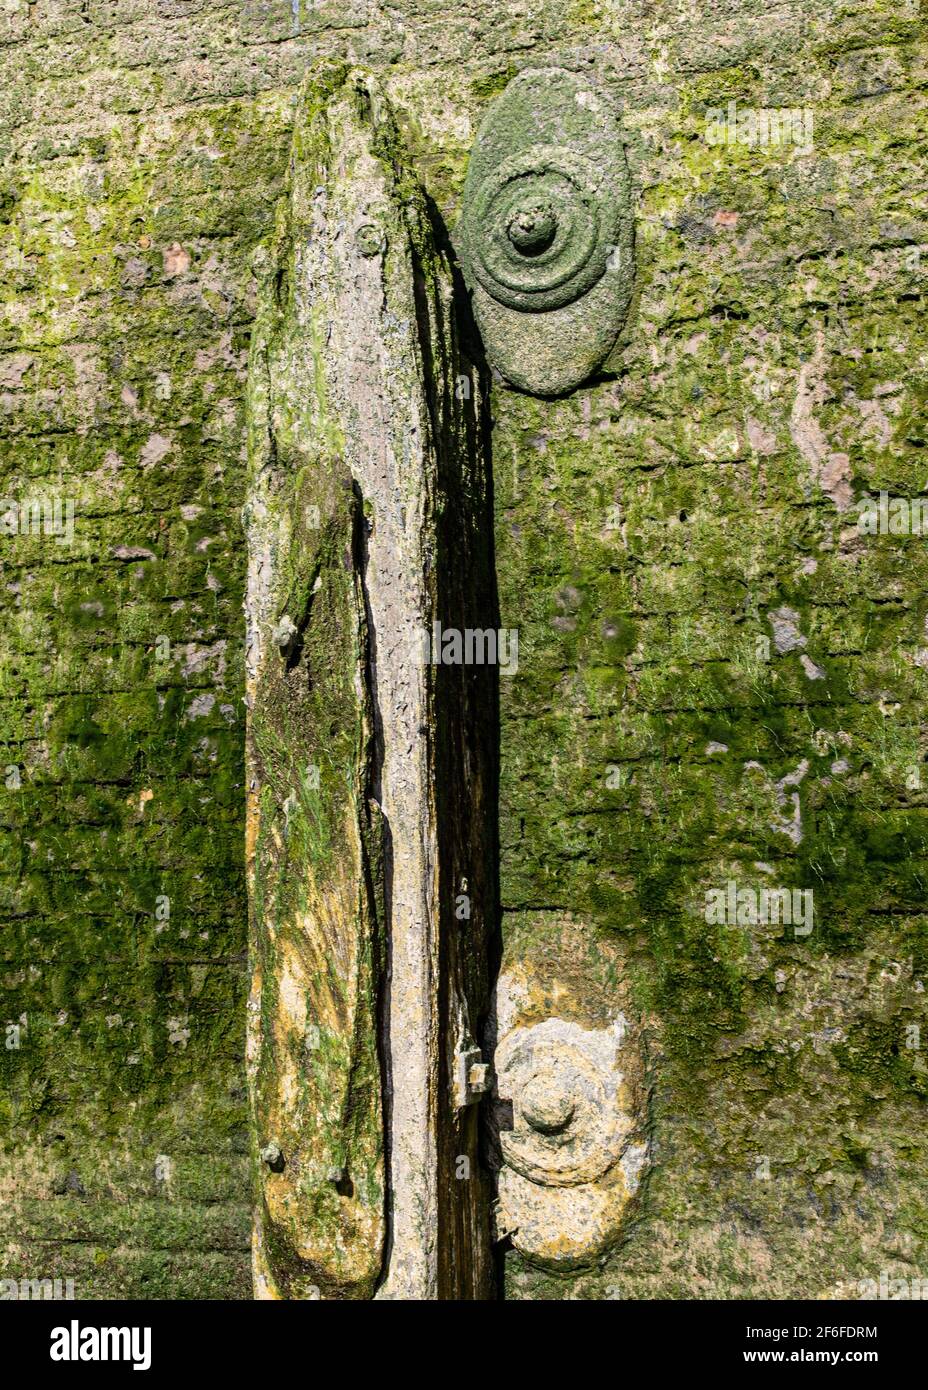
[1,0,925,1298]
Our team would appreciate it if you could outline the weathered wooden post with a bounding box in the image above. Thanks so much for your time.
[244,65,495,1300]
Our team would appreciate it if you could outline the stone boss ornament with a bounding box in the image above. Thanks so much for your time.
[456,68,634,395]
[488,917,650,1268]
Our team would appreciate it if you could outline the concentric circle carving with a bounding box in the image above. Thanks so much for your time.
[465,146,607,314]
[455,68,634,395]
[495,1019,631,1187]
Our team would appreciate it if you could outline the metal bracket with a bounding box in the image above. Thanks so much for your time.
[454,1041,491,1109]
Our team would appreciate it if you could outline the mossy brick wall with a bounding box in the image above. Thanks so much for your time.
[1,0,926,1298]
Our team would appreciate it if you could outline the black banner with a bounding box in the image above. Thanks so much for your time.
[2,1298,922,1378]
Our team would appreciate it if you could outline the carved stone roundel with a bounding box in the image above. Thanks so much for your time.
[456,68,635,395]
[467,146,605,313]
[495,1018,631,1187]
